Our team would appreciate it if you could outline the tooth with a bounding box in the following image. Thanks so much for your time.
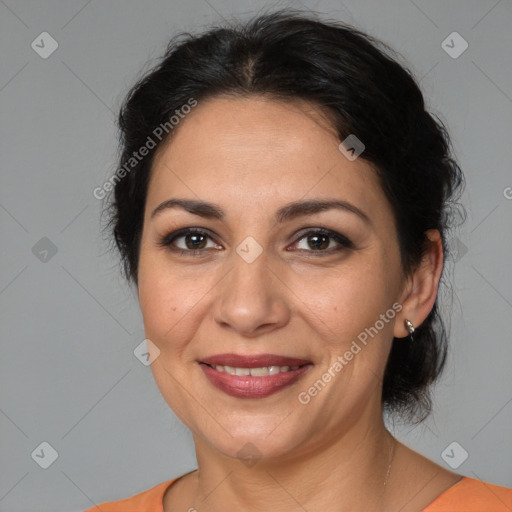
[250,367,270,376]
[209,364,301,375]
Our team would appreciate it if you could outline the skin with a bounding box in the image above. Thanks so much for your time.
[137,95,461,511]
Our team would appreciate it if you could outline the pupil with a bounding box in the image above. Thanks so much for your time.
[309,235,329,250]
[186,234,207,249]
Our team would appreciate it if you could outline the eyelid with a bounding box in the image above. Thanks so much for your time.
[158,227,220,249]
[290,227,354,251]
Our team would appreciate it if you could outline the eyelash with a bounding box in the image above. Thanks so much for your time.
[157,227,354,257]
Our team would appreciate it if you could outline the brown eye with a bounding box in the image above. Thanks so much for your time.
[293,228,354,254]
[158,228,222,255]
[183,233,208,250]
[305,234,330,250]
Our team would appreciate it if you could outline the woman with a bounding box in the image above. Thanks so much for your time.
[87,11,512,512]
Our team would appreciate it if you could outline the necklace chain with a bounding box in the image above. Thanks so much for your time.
[383,435,396,488]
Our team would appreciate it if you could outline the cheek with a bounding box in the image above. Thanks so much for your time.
[139,275,194,344]
[137,248,221,357]
[138,251,185,343]
[293,256,399,342]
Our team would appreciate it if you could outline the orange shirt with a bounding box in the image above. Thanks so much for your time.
[83,474,512,512]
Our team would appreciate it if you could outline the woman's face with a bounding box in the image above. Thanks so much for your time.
[138,96,409,463]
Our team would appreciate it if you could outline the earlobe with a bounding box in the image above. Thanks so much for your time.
[393,229,444,339]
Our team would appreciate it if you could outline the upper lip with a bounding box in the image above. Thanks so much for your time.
[200,353,312,368]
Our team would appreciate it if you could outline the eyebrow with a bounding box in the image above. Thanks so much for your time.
[151,198,371,224]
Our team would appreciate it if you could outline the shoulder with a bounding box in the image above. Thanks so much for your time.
[423,476,512,512]
[82,479,176,512]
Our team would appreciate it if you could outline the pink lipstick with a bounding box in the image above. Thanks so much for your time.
[199,353,312,398]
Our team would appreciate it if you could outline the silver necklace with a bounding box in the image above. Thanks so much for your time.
[383,436,396,488]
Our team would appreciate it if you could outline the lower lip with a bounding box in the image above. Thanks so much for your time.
[200,363,312,398]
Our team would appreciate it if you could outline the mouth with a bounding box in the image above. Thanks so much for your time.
[198,353,313,399]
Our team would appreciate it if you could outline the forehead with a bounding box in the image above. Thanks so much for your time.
[146,95,386,221]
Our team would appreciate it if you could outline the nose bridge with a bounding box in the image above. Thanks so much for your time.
[212,239,290,335]
[231,240,270,295]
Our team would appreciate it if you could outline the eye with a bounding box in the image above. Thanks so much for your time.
[158,227,354,257]
[291,228,354,254]
[158,228,222,256]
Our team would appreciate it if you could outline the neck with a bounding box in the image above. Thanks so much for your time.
[190,419,396,512]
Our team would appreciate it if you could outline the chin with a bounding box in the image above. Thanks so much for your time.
[195,415,315,465]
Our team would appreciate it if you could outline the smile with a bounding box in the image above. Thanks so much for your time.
[198,353,312,399]
[206,364,300,376]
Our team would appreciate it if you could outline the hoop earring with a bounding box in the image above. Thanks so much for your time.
[404,319,415,341]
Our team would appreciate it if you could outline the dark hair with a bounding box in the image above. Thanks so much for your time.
[104,10,464,422]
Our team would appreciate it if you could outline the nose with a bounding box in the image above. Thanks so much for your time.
[211,246,291,338]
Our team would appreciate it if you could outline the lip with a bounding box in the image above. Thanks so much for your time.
[199,353,312,399]
[200,353,311,368]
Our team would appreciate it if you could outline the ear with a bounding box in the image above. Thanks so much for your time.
[394,229,444,338]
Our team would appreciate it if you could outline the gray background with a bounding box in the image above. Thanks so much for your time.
[1,1,511,511]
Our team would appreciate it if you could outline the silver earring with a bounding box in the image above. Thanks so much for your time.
[405,319,415,341]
